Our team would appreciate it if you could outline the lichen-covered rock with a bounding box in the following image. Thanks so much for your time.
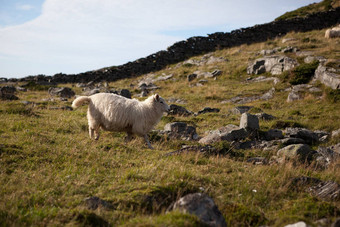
[247,56,298,75]
[199,124,248,145]
[169,193,227,227]
[240,113,259,131]
[277,144,316,162]
[48,87,75,98]
[168,104,193,116]
[163,122,198,141]
[314,65,340,89]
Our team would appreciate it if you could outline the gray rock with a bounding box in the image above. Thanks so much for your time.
[187,73,197,82]
[316,146,340,167]
[0,86,18,100]
[265,129,284,140]
[168,104,193,116]
[284,127,320,144]
[277,144,315,162]
[247,157,268,165]
[284,221,309,227]
[331,129,340,138]
[260,87,275,100]
[304,55,326,64]
[281,138,306,146]
[240,113,259,131]
[230,106,253,114]
[83,88,100,96]
[199,124,248,145]
[170,193,227,227]
[314,65,340,89]
[247,56,298,75]
[310,180,340,201]
[211,70,222,77]
[287,91,302,102]
[255,113,275,121]
[163,122,198,141]
[16,86,27,92]
[282,38,298,43]
[48,87,75,98]
[196,107,220,115]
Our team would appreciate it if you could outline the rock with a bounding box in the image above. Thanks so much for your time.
[163,122,198,141]
[281,46,298,53]
[284,127,320,144]
[84,196,114,210]
[255,113,275,121]
[316,146,340,167]
[16,86,27,92]
[0,86,18,100]
[331,129,340,138]
[259,49,277,55]
[211,70,222,77]
[83,88,100,96]
[265,129,284,141]
[117,89,131,99]
[169,193,227,227]
[284,221,309,227]
[230,106,253,115]
[139,82,159,91]
[282,38,298,43]
[331,218,340,227]
[310,180,340,201]
[187,73,197,82]
[314,65,340,89]
[304,55,326,64]
[48,87,75,98]
[168,104,193,116]
[164,145,218,157]
[277,144,316,162]
[240,113,259,131]
[287,91,302,102]
[196,107,220,115]
[199,124,248,145]
[281,138,306,146]
[247,76,280,85]
[246,157,268,165]
[260,87,275,100]
[247,56,298,75]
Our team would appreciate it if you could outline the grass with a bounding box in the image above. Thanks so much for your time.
[1,27,340,226]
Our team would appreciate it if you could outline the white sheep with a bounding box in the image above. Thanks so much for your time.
[72,93,169,149]
[325,25,340,38]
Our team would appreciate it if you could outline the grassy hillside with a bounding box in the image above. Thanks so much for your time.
[1,27,340,226]
[275,0,340,21]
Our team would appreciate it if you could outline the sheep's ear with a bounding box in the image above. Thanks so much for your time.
[155,94,160,102]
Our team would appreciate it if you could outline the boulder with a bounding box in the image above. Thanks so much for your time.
[239,113,259,131]
[277,144,316,162]
[314,65,340,89]
[168,104,193,116]
[196,107,220,115]
[187,73,197,82]
[265,129,284,141]
[284,127,319,144]
[280,138,306,146]
[230,106,253,115]
[169,193,227,227]
[331,129,340,138]
[163,122,198,141]
[247,56,298,75]
[48,87,75,98]
[246,157,269,165]
[199,124,248,145]
[255,113,275,121]
[0,86,18,100]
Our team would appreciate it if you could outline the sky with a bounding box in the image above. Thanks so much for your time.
[0,0,322,78]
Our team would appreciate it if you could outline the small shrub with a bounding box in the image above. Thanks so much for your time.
[289,61,319,85]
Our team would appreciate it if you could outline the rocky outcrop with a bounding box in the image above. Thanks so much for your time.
[247,56,298,75]
[48,87,75,98]
[0,86,18,100]
[314,65,340,89]
[162,122,198,141]
[199,124,248,145]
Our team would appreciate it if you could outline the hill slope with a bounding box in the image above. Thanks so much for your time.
[1,24,340,226]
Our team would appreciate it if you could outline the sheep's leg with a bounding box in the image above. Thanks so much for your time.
[89,127,94,139]
[144,135,154,149]
[125,132,134,142]
[94,127,100,140]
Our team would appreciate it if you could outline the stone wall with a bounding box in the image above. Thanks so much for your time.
[14,7,340,83]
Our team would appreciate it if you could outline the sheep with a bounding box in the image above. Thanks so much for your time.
[325,25,340,39]
[72,93,169,149]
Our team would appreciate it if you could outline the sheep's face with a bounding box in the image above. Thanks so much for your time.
[153,94,170,113]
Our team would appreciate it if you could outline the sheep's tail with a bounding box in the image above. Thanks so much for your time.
[72,96,90,109]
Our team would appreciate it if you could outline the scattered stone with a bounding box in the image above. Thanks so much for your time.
[332,129,340,138]
[84,196,114,210]
[139,82,159,91]
[169,193,227,227]
[255,113,275,121]
[304,55,326,64]
[316,146,340,167]
[314,65,340,89]
[287,90,303,102]
[199,124,248,145]
[167,104,193,116]
[196,107,220,115]
[187,73,197,82]
[281,46,298,53]
[284,221,309,227]
[48,87,75,98]
[246,157,268,165]
[284,127,320,144]
[211,70,222,77]
[163,122,198,141]
[167,98,187,104]
[16,86,27,92]
[260,87,275,100]
[83,88,100,96]
[240,113,259,131]
[230,106,253,115]
[282,38,298,43]
[164,145,218,157]
[265,129,284,141]
[247,76,280,85]
[281,138,306,146]
[0,86,18,100]
[277,144,316,162]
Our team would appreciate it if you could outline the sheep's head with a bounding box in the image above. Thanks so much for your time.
[153,94,170,113]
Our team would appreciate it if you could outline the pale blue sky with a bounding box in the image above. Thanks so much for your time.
[0,0,321,78]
